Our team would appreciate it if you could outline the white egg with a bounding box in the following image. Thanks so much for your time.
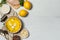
[2,4,10,14]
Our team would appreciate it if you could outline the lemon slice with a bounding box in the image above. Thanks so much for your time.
[5,16,22,33]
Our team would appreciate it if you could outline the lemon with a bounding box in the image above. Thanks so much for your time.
[5,16,22,33]
[24,1,32,10]
[19,9,28,17]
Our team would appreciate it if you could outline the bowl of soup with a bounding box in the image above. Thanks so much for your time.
[5,16,22,33]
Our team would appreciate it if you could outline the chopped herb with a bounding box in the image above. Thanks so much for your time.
[0,0,6,7]
[19,0,24,6]
[1,0,6,4]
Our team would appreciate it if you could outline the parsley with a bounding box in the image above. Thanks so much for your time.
[0,0,6,7]
[1,0,6,4]
[19,0,24,6]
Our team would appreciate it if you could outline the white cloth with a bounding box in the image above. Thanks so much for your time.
[0,35,6,40]
[0,22,4,29]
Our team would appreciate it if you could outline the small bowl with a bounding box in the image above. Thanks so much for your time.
[5,16,22,33]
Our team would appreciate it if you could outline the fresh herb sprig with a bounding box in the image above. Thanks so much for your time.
[1,0,6,4]
[0,0,6,7]
[19,0,24,6]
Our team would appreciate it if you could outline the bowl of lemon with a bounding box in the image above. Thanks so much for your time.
[5,16,22,33]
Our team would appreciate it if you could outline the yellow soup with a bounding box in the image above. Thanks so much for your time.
[5,16,22,33]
